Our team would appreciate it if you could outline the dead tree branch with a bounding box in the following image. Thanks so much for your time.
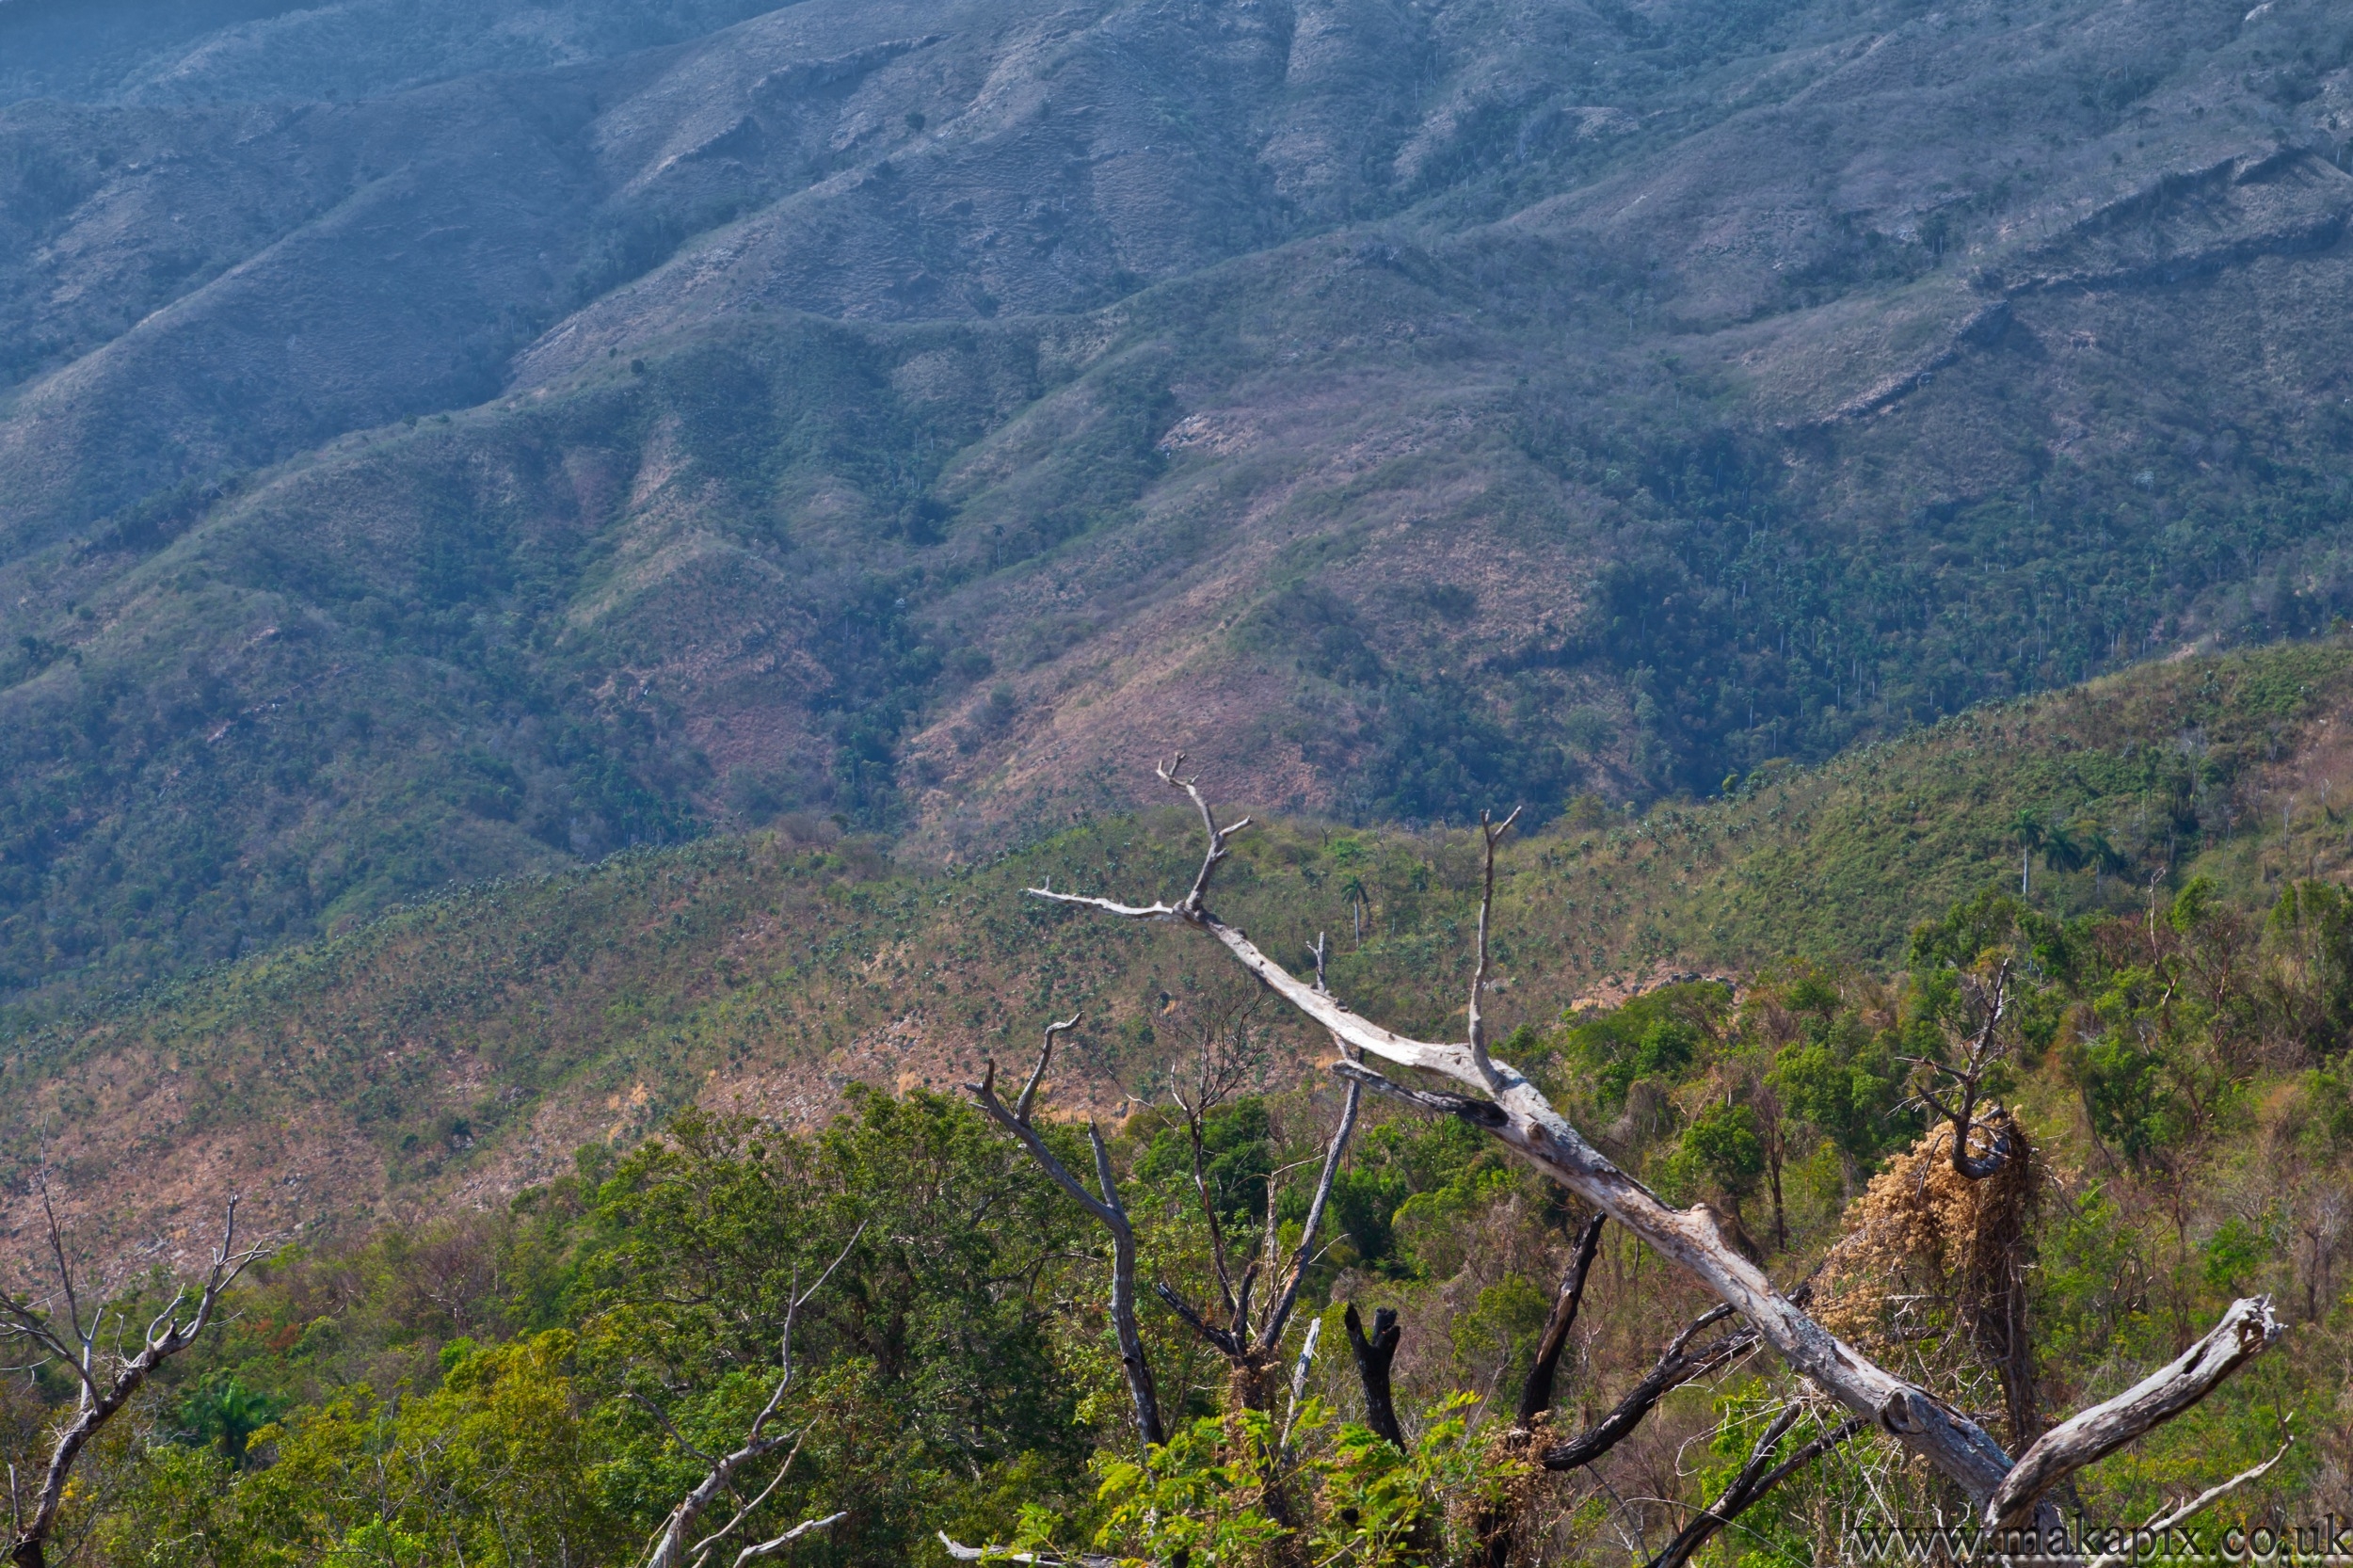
[1166,992,1269,1332]
[1903,958,2019,1181]
[968,1024,1165,1448]
[1,1188,268,1568]
[728,1512,846,1568]
[1342,1304,1404,1450]
[1330,1059,1505,1128]
[937,1533,1117,1568]
[1154,1073,1363,1414]
[1516,1214,1607,1431]
[1277,1316,1322,1458]
[1029,763,2287,1549]
[2082,1440,2291,1568]
[1982,1295,2282,1532]
[1467,808,1522,1094]
[1257,1080,1360,1357]
[1016,1014,1080,1125]
[1543,1306,1761,1473]
[1646,1408,1868,1568]
[642,1224,864,1568]
[1477,1213,1609,1568]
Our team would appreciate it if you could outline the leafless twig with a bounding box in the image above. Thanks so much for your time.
[641,1224,865,1568]
[1645,1407,1867,1568]
[2081,1439,2291,1568]
[1544,1306,1761,1473]
[1902,959,2019,1180]
[1,1185,268,1568]
[968,1025,1165,1448]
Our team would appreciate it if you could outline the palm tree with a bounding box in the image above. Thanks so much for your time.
[178,1377,281,1467]
[1339,872,1369,947]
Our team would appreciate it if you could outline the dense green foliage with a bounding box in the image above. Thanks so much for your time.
[12,638,2353,1224]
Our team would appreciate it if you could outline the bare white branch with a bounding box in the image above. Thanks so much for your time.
[1984,1296,2283,1532]
[642,1224,865,1568]
[1254,1079,1361,1356]
[729,1511,846,1567]
[1278,1316,1322,1456]
[2082,1440,2292,1568]
[938,1531,1118,1567]
[1466,807,1522,1093]
[1025,760,2288,1548]
[4,1192,269,1568]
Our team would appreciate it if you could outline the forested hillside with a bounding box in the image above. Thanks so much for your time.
[3,642,2349,1563]
[2,0,2352,1012]
[9,638,2345,1246]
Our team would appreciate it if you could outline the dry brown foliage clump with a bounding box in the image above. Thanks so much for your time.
[1814,1113,2041,1447]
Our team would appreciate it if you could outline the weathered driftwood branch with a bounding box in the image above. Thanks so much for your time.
[1982,1295,2281,1532]
[728,1512,847,1568]
[1647,1407,1867,1568]
[968,1022,1166,1448]
[643,1224,863,1568]
[1331,1058,1505,1128]
[1516,1214,1607,1430]
[1342,1304,1404,1450]
[1031,775,2025,1503]
[1024,763,2288,1544]
[1277,1316,1322,1457]
[1,1186,268,1568]
[1543,1305,1760,1473]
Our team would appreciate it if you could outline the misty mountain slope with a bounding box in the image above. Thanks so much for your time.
[0,77,617,552]
[0,0,810,107]
[0,0,2351,1016]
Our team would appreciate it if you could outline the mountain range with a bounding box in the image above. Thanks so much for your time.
[2,0,2351,1017]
